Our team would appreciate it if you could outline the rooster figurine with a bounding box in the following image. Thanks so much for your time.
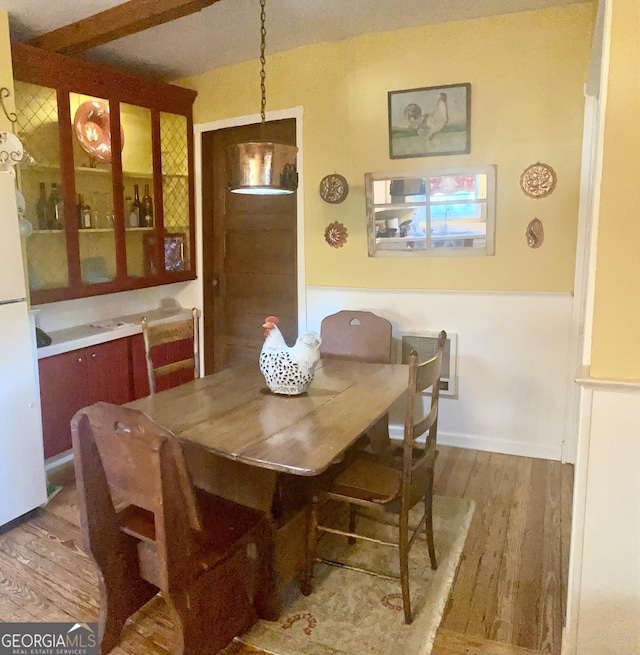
[259,316,322,395]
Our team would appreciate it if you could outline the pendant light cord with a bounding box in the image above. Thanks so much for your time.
[259,0,267,125]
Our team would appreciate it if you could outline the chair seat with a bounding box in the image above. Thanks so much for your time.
[194,488,265,553]
[118,489,264,559]
[326,446,433,512]
[328,455,402,505]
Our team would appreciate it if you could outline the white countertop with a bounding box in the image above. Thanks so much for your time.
[37,307,193,359]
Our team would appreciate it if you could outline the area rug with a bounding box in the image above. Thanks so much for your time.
[238,495,475,655]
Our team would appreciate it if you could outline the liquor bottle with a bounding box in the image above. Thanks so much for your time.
[36,182,50,230]
[77,194,91,229]
[141,184,153,227]
[76,194,82,228]
[48,183,64,230]
[129,185,142,227]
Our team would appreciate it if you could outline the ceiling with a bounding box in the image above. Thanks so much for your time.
[0,0,590,81]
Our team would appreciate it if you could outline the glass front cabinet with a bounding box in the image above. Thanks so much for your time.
[11,43,197,304]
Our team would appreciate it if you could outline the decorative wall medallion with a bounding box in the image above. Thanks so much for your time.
[324,221,348,248]
[319,173,349,204]
[526,217,544,248]
[520,162,556,199]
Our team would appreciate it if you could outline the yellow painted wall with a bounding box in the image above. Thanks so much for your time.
[0,11,14,133]
[590,0,640,379]
[181,4,593,292]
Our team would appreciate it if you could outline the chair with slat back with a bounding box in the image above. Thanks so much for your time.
[141,307,200,394]
[303,330,447,624]
[71,402,275,655]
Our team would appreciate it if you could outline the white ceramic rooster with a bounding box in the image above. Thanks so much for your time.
[259,316,322,395]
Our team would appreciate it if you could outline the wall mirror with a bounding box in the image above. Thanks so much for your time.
[365,166,496,257]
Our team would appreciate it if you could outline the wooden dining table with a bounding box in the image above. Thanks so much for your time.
[126,357,408,606]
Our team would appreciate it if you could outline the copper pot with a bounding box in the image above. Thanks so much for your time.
[227,142,298,194]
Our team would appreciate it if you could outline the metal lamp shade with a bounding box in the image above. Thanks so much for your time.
[227,142,298,195]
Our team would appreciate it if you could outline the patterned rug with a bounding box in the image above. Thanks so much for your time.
[238,495,474,655]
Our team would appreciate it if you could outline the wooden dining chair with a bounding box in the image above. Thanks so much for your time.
[303,330,447,625]
[141,307,200,394]
[320,310,392,364]
[71,402,275,655]
[320,310,393,453]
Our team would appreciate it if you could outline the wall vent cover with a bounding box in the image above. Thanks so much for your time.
[398,331,458,398]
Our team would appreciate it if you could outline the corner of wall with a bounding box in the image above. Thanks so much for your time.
[0,10,15,134]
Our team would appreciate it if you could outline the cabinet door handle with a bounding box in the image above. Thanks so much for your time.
[91,352,97,358]
[78,357,83,363]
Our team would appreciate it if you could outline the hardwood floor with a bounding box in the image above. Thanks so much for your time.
[0,446,572,655]
[433,447,572,654]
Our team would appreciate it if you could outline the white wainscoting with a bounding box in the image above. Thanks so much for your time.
[307,287,575,461]
[564,381,640,655]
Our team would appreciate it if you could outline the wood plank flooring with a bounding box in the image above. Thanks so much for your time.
[0,446,572,655]
[433,447,573,655]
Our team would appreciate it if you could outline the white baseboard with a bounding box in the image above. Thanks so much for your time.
[389,425,562,460]
[44,449,73,471]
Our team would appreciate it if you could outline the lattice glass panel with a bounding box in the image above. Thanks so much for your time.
[26,233,69,292]
[160,112,190,272]
[15,81,70,293]
[14,81,60,169]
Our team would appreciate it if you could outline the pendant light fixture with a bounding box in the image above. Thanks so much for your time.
[227,0,298,195]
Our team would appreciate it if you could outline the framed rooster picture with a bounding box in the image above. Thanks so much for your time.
[388,83,471,159]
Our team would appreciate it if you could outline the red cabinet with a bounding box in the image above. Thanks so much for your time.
[40,333,196,458]
[39,338,131,458]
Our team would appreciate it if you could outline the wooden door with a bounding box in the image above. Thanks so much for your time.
[201,120,298,373]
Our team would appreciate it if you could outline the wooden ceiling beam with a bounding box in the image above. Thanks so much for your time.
[27,0,223,55]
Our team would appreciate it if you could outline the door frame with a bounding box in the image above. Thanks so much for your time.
[193,106,307,371]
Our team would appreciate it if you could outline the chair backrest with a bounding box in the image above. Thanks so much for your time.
[320,310,392,363]
[401,330,446,505]
[141,307,200,394]
[71,402,202,589]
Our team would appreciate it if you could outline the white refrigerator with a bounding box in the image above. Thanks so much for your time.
[0,170,47,527]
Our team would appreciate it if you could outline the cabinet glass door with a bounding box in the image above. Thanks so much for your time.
[159,112,190,274]
[14,81,70,293]
[71,93,117,285]
[120,103,154,279]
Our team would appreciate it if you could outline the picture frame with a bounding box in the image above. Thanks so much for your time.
[388,83,471,159]
[143,232,186,275]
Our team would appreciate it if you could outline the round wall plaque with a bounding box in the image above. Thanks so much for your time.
[319,174,349,204]
[324,221,348,248]
[520,162,556,199]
